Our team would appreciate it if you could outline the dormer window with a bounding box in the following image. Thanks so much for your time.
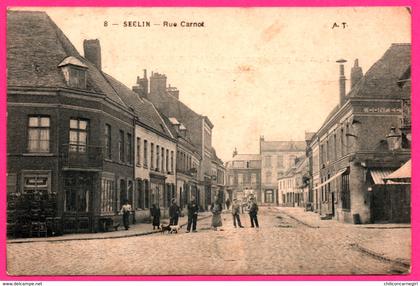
[58,56,88,89]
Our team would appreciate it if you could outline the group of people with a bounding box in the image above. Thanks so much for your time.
[119,196,259,232]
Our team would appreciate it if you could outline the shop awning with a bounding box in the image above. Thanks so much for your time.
[313,168,347,190]
[384,160,411,184]
[369,169,395,185]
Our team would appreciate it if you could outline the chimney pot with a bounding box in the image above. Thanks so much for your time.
[337,59,347,107]
[350,58,363,89]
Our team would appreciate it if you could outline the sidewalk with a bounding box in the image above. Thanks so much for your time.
[275,206,411,229]
[275,206,411,266]
[7,212,212,244]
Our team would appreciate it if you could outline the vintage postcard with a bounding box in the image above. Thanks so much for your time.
[5,7,412,276]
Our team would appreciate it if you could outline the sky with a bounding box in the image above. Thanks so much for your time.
[13,7,411,162]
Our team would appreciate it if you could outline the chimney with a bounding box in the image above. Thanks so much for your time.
[167,84,180,99]
[232,147,238,158]
[350,59,363,89]
[150,72,167,95]
[336,59,347,107]
[83,39,101,70]
[133,69,149,98]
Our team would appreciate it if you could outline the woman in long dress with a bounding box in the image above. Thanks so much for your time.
[150,204,161,230]
[210,197,223,231]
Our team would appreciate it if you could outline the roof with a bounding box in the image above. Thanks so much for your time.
[261,140,306,152]
[58,56,88,68]
[305,132,316,141]
[103,74,173,137]
[7,10,127,107]
[347,43,411,99]
[384,159,411,183]
[231,154,261,161]
[211,147,223,165]
[160,113,199,152]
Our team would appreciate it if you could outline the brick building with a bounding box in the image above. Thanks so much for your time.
[105,74,177,221]
[132,71,225,210]
[7,11,138,233]
[307,44,411,223]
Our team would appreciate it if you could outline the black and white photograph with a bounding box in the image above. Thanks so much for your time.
[5,7,412,276]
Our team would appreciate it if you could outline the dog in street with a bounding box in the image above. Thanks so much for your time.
[160,224,182,234]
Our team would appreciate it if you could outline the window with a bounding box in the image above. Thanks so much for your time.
[104,124,111,159]
[161,147,164,172]
[238,173,243,185]
[69,67,87,89]
[136,137,141,165]
[69,119,88,153]
[340,128,344,157]
[119,130,125,162]
[144,180,150,208]
[100,178,114,213]
[28,116,50,153]
[288,155,296,168]
[277,155,284,168]
[127,133,132,164]
[156,145,160,171]
[170,151,174,173]
[264,156,272,167]
[150,143,154,169]
[265,171,272,182]
[143,140,148,168]
[119,179,127,209]
[333,134,337,161]
[265,190,274,203]
[128,180,134,205]
[166,149,169,173]
[7,173,17,193]
[341,173,350,210]
[251,173,257,184]
[137,180,144,209]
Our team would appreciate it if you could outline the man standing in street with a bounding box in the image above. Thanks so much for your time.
[187,198,199,233]
[248,197,259,228]
[119,200,132,230]
[169,198,180,226]
[232,199,244,228]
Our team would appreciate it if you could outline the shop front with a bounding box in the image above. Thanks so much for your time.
[62,171,97,233]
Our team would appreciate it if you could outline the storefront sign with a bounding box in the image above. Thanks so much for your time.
[362,107,401,113]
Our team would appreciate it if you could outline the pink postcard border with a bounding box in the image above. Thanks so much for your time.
[0,0,418,282]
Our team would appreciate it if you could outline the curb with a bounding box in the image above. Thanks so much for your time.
[7,214,212,244]
[350,243,411,269]
[277,210,320,229]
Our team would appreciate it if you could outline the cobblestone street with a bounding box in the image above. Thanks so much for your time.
[7,208,411,276]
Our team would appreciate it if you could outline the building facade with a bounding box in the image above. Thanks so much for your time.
[225,153,261,204]
[259,137,306,205]
[7,11,137,234]
[308,44,411,223]
[132,71,225,210]
[106,76,178,221]
[278,156,309,208]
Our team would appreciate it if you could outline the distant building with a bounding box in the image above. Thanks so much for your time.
[278,156,309,207]
[225,152,261,203]
[259,137,306,205]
